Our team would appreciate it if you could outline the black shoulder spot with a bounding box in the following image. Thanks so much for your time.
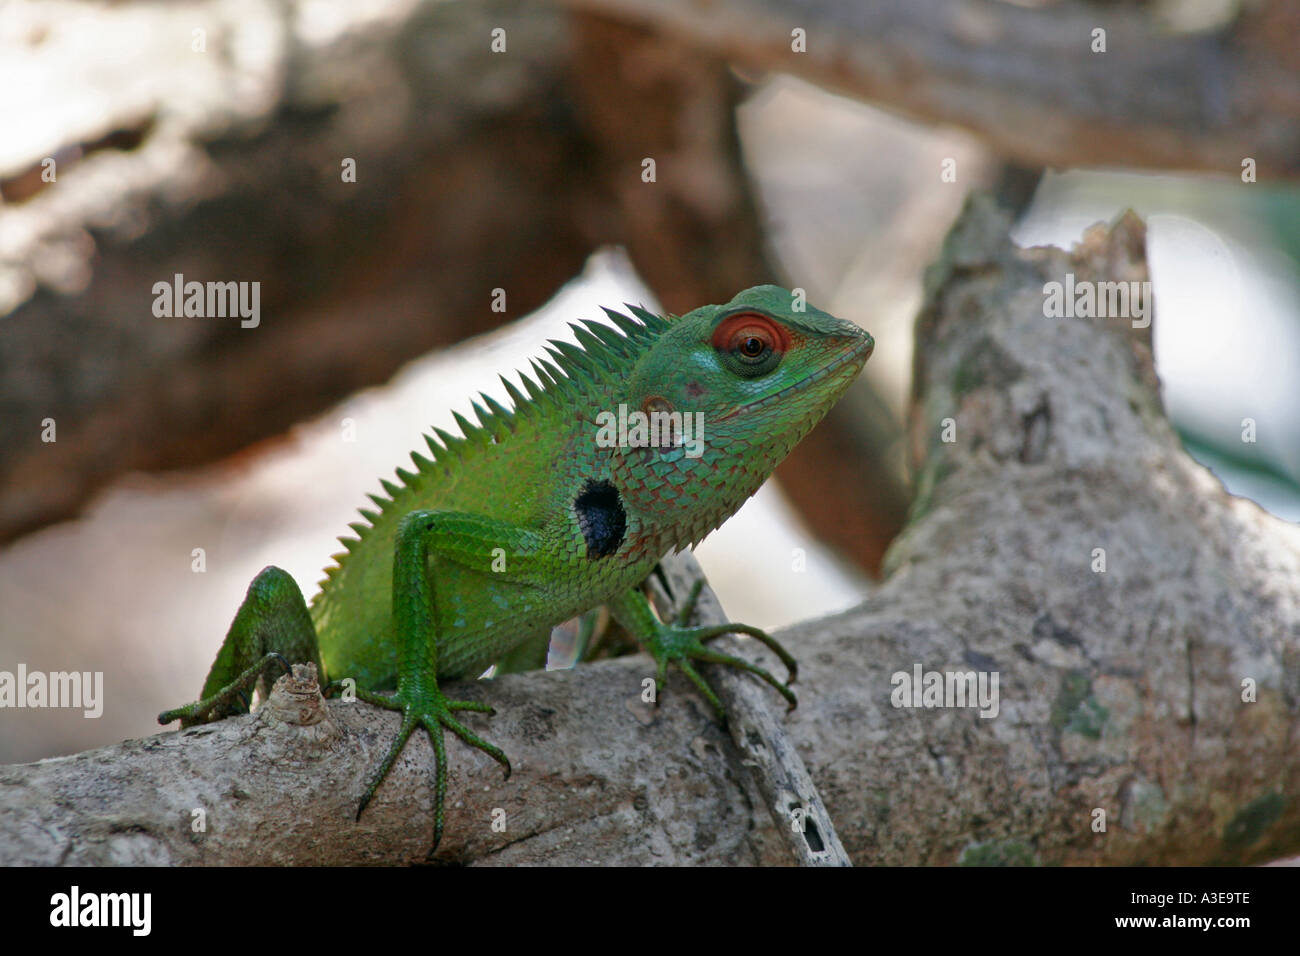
[574,479,626,558]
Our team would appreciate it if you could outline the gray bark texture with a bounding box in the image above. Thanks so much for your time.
[4,196,1297,865]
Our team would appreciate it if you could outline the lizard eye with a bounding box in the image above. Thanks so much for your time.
[712,312,788,377]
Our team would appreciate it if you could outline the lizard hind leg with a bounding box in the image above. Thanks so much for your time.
[158,566,324,727]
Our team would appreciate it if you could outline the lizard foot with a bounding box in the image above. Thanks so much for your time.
[158,652,293,727]
[646,592,798,722]
[353,686,510,856]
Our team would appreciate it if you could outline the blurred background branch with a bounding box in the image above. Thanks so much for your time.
[565,0,1300,176]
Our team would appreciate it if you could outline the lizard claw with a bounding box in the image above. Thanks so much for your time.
[353,687,510,854]
[644,620,798,720]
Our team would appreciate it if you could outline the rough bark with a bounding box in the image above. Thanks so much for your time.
[0,654,787,866]
[4,196,1297,865]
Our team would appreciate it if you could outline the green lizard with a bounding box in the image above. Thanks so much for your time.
[160,285,873,852]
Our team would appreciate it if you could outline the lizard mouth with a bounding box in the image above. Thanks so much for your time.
[717,334,874,421]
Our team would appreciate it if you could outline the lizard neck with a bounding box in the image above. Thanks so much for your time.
[611,426,805,556]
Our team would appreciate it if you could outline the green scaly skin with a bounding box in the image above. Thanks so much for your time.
[159,285,874,854]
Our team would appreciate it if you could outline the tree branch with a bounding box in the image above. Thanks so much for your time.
[4,196,1297,865]
[564,0,1300,177]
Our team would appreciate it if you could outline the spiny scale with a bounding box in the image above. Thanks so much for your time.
[315,305,670,591]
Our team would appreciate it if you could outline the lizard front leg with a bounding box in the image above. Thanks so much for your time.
[355,509,544,855]
[604,584,798,722]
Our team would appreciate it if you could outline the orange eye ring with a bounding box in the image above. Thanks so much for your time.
[711,313,789,364]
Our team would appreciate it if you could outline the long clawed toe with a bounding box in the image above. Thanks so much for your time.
[648,618,800,723]
[677,659,726,722]
[671,580,707,627]
[694,647,798,711]
[441,712,512,779]
[357,711,420,820]
[690,622,798,687]
[353,691,510,856]
[158,652,299,727]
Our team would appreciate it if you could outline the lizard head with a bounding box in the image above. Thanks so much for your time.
[608,285,872,545]
[626,284,872,455]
